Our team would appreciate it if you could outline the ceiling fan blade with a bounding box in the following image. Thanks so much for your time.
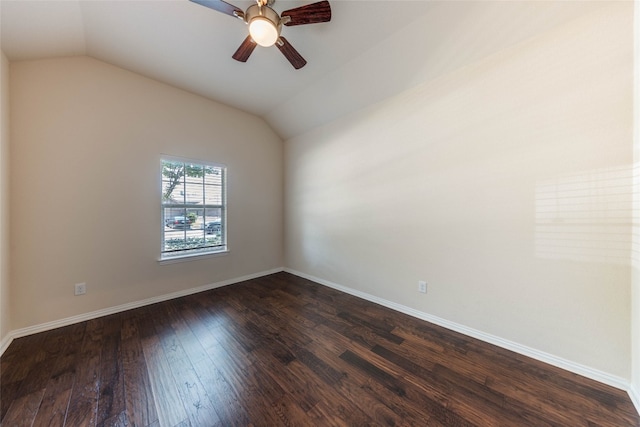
[189,0,243,18]
[232,36,257,62]
[276,37,307,69]
[281,0,331,26]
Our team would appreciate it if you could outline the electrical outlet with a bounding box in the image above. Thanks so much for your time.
[74,283,86,296]
[418,281,427,294]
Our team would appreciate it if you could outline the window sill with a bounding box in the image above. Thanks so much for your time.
[158,248,229,265]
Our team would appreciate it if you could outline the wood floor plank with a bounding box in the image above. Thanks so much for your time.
[315,352,415,425]
[153,307,222,427]
[270,393,317,427]
[0,380,20,422]
[165,352,222,427]
[101,409,129,427]
[10,358,56,406]
[284,359,375,425]
[304,333,434,424]
[202,324,290,425]
[141,332,189,427]
[31,368,74,427]
[2,272,639,426]
[65,318,104,427]
[251,355,320,414]
[96,314,126,426]
[164,300,210,365]
[190,356,252,426]
[1,333,46,392]
[1,388,45,427]
[31,323,86,426]
[301,321,440,424]
[120,315,159,427]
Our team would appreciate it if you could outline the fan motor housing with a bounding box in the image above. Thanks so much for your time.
[245,4,281,30]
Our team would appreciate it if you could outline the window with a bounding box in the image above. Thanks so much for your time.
[160,157,227,260]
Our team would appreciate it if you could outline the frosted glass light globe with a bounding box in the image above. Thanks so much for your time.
[249,18,278,47]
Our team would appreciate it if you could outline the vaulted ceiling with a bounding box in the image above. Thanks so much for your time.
[1,0,605,139]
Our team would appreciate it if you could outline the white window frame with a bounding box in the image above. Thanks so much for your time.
[159,155,228,262]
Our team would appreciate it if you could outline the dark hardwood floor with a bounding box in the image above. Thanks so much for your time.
[1,272,638,426]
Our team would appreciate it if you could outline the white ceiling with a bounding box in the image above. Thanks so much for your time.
[1,0,606,139]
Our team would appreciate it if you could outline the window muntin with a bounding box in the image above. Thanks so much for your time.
[161,158,226,259]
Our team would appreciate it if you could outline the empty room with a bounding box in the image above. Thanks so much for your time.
[1,0,640,425]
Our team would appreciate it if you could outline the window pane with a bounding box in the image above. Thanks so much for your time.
[204,209,222,233]
[188,208,204,232]
[185,182,204,205]
[161,160,186,204]
[204,208,223,247]
[162,180,185,204]
[163,207,187,252]
[204,208,221,222]
[204,184,223,205]
[204,167,222,185]
[184,164,203,184]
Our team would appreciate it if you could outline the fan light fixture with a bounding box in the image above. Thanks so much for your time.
[249,17,278,47]
[189,0,332,69]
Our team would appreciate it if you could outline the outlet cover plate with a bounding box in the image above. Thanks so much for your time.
[418,281,427,293]
[74,283,86,296]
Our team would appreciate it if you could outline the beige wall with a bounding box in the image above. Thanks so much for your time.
[10,56,283,330]
[632,0,640,398]
[1,51,10,344]
[285,3,634,378]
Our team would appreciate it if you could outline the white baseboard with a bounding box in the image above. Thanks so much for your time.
[2,266,634,401]
[284,268,630,392]
[0,331,12,356]
[629,384,640,416]
[0,267,284,356]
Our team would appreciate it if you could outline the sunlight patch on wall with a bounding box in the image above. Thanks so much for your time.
[536,165,635,265]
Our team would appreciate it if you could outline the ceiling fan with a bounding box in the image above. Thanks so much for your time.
[190,0,332,69]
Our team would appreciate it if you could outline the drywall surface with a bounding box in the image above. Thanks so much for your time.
[0,50,10,342]
[632,0,640,399]
[268,1,610,140]
[285,3,634,378]
[10,56,283,330]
